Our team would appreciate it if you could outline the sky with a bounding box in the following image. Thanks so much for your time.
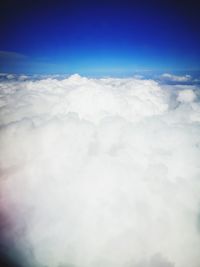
[1,0,200,75]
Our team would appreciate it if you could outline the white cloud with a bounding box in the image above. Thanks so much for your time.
[0,72,7,76]
[6,74,15,80]
[18,74,29,81]
[161,73,192,82]
[133,74,144,79]
[177,89,196,103]
[0,75,200,267]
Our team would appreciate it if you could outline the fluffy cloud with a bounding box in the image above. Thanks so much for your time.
[0,74,200,267]
[177,89,197,103]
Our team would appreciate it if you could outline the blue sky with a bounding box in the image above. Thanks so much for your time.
[1,0,200,75]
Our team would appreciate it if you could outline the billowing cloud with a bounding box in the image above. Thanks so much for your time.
[0,74,200,267]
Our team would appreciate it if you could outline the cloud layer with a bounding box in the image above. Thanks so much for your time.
[161,73,192,82]
[0,74,200,267]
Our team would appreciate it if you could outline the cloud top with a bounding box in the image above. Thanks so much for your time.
[0,75,200,267]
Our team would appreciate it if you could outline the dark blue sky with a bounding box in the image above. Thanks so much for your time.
[1,0,200,75]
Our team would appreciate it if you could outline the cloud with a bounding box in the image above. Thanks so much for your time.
[6,74,16,80]
[0,51,63,74]
[161,73,192,82]
[0,51,28,63]
[0,51,29,74]
[18,75,29,81]
[0,75,200,267]
[134,253,174,267]
[177,89,197,103]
